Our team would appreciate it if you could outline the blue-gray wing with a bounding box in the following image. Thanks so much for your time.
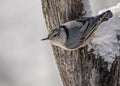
[64,10,113,49]
[64,17,99,49]
[64,19,89,49]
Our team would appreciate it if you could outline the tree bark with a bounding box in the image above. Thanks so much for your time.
[42,0,120,86]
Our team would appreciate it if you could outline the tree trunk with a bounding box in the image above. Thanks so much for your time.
[42,0,120,86]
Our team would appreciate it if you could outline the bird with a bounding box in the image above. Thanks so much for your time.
[42,10,113,50]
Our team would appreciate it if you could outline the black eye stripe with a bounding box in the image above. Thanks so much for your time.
[53,34,57,37]
[53,29,59,32]
[53,28,61,34]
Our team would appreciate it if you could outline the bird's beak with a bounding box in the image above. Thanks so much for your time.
[41,37,49,41]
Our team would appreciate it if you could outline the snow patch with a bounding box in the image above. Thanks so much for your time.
[82,0,92,16]
[89,3,120,70]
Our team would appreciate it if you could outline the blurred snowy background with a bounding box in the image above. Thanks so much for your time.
[0,0,119,86]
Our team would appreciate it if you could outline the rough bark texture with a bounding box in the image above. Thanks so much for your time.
[42,0,120,86]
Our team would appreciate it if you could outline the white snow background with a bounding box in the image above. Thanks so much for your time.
[89,3,120,70]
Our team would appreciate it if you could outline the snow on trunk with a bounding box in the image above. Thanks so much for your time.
[89,3,120,70]
[82,0,92,16]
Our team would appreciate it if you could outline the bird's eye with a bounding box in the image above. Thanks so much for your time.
[53,34,57,37]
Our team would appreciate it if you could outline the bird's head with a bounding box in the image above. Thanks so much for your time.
[42,28,61,41]
[42,26,67,49]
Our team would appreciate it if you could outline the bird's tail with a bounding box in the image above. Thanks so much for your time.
[82,10,113,40]
[97,10,113,22]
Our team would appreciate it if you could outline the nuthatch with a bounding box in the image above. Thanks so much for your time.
[42,10,113,50]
